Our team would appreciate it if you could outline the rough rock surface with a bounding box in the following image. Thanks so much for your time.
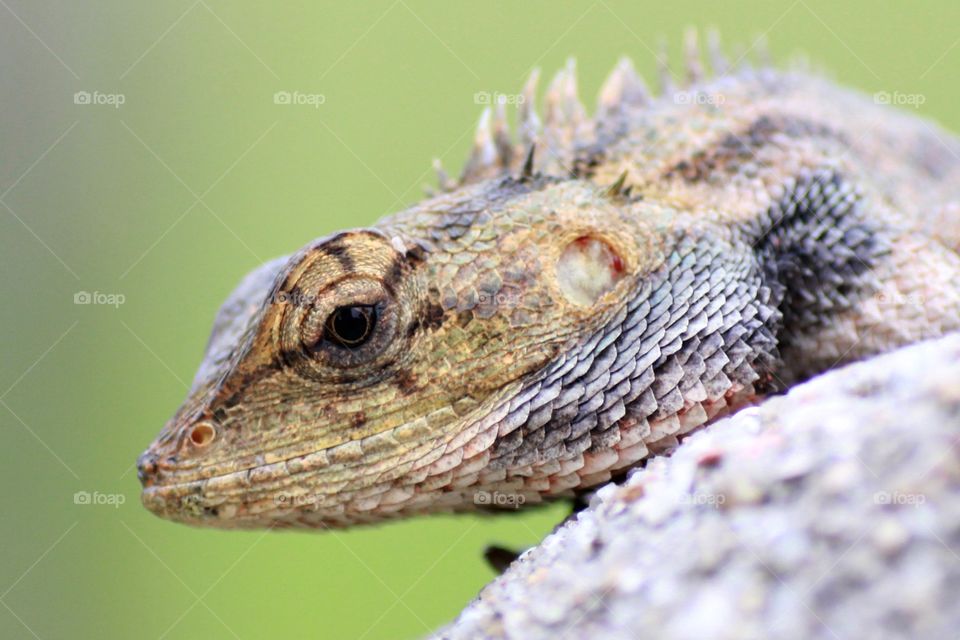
[435,334,960,640]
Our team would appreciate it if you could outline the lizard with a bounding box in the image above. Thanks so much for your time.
[138,31,960,530]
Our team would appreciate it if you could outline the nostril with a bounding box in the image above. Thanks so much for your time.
[189,422,217,447]
[137,453,158,487]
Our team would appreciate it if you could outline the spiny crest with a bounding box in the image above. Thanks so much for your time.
[429,28,773,196]
[603,170,632,200]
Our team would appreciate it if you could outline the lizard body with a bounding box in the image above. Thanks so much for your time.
[138,36,960,528]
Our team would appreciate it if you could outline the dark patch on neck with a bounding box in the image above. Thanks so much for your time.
[664,115,848,183]
[751,168,889,355]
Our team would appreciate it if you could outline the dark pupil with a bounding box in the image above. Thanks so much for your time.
[326,305,377,347]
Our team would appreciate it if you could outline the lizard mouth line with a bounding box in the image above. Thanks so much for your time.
[142,410,717,505]
[138,431,441,506]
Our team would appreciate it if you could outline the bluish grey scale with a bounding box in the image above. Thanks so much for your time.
[489,231,781,469]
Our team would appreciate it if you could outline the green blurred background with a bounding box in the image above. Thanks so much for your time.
[2,1,958,638]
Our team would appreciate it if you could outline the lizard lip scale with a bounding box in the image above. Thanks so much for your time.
[138,33,960,530]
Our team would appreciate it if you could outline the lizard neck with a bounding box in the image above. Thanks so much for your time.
[479,166,890,488]
[483,226,782,488]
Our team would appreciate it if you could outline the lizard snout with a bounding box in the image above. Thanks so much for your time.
[136,451,158,488]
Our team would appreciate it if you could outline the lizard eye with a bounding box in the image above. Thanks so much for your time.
[273,230,418,378]
[324,304,379,348]
[282,280,400,373]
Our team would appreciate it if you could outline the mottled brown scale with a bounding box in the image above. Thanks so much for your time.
[395,370,419,395]
[664,114,847,183]
[139,35,960,530]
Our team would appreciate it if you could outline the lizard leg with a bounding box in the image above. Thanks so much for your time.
[481,493,593,574]
[482,545,521,574]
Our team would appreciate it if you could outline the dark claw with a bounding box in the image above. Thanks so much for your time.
[483,545,522,574]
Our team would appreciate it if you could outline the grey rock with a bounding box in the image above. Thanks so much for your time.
[435,334,960,640]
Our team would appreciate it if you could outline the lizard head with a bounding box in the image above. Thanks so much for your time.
[137,181,663,529]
